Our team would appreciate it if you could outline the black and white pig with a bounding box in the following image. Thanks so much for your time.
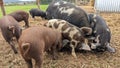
[46,1,90,27]
[88,13,115,53]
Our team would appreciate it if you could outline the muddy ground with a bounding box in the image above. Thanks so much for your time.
[0,6,120,68]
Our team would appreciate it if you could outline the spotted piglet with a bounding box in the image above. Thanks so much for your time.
[45,19,92,58]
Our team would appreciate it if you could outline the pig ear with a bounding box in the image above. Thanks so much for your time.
[44,21,48,25]
[8,26,15,34]
[43,22,48,26]
[44,24,46,26]
[80,27,92,35]
[106,43,115,53]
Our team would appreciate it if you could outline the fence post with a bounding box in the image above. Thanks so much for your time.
[0,0,6,16]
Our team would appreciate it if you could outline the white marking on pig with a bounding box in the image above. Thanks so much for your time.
[94,30,97,33]
[59,7,66,12]
[57,23,66,32]
[59,19,69,24]
[48,19,58,23]
[46,12,48,15]
[63,1,67,4]
[81,43,91,51]
[91,43,97,49]
[48,19,67,33]
[95,35,100,44]
[47,19,57,28]
[52,16,55,19]
[94,19,97,22]
[54,2,60,6]
[93,14,97,18]
[63,27,71,33]
[59,7,75,16]
[79,39,91,51]
[69,28,79,38]
[106,28,110,32]
[70,43,77,58]
[106,42,115,52]
[76,5,80,8]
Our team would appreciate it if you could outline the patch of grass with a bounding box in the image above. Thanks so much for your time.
[0,4,48,17]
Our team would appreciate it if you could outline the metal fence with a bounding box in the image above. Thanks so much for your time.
[94,0,120,13]
[41,0,76,4]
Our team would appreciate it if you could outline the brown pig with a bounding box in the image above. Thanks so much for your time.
[8,10,29,28]
[0,16,22,54]
[18,26,62,68]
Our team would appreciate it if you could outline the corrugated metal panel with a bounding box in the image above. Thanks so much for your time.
[94,0,120,12]
[19,0,35,1]
[4,0,35,3]
[4,0,19,3]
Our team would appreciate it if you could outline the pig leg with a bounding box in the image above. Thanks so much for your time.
[24,19,29,28]
[31,15,36,20]
[35,55,43,68]
[70,43,77,58]
[32,15,34,19]
[30,13,34,19]
[2,31,17,54]
[62,39,69,47]
[81,39,91,51]
[51,46,58,60]
[24,59,33,68]
[106,43,115,53]
[8,41,18,54]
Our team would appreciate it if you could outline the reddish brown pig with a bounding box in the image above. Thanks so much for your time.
[8,10,29,28]
[18,26,62,68]
[0,16,22,54]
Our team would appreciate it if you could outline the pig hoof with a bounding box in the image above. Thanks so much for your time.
[23,26,29,29]
[72,53,77,59]
[14,51,18,54]
[53,56,58,60]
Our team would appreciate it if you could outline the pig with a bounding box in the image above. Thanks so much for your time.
[46,1,90,27]
[45,19,92,58]
[8,10,29,28]
[18,26,62,68]
[0,16,22,54]
[88,13,115,53]
[29,8,46,19]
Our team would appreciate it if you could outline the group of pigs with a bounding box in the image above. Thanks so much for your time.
[0,1,115,68]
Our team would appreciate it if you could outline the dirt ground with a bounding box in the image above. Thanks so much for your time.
[0,6,120,68]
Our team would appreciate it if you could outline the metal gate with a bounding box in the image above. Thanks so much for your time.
[94,0,120,12]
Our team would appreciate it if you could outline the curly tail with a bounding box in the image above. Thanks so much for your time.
[22,43,30,57]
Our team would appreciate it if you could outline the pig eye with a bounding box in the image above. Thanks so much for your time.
[49,25,52,28]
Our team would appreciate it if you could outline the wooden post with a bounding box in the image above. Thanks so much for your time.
[90,0,95,6]
[75,0,77,5]
[36,0,40,9]
[0,0,6,16]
